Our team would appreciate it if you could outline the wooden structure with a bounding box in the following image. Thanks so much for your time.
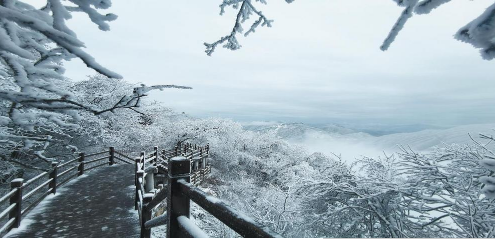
[0,142,280,238]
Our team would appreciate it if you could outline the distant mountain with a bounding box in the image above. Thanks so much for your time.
[242,122,364,141]
[372,123,495,151]
[335,123,446,136]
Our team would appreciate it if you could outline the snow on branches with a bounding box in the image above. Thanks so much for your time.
[383,0,495,60]
[205,0,293,56]
[0,1,191,165]
[207,0,495,60]
[0,0,122,163]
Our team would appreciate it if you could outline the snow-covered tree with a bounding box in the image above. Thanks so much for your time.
[207,0,495,60]
[0,0,120,162]
[0,1,191,168]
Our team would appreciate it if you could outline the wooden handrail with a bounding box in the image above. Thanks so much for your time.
[57,166,78,178]
[85,151,109,158]
[143,186,167,211]
[0,145,252,238]
[0,189,18,206]
[114,156,133,164]
[20,189,52,216]
[135,144,279,238]
[144,213,167,229]
[0,203,17,221]
[22,179,52,201]
[178,180,280,238]
[114,151,135,161]
[0,218,15,235]
[57,158,79,169]
[177,216,209,238]
[84,156,108,165]
[0,147,135,237]
[22,172,48,188]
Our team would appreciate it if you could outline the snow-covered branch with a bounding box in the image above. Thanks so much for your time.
[205,0,293,56]
[206,0,495,60]
[382,0,495,60]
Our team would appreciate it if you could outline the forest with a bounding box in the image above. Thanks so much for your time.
[1,0,495,238]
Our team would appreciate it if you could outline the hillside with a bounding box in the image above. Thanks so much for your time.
[244,122,495,163]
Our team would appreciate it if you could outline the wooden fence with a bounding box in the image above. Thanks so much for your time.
[135,142,280,238]
[0,147,133,236]
[0,142,280,238]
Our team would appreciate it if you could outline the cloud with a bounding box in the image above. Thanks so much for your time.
[62,0,495,127]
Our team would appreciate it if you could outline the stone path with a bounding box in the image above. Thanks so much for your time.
[6,164,139,238]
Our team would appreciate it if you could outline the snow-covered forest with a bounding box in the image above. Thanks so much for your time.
[1,0,495,238]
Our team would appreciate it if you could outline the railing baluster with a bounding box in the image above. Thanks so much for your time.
[153,146,158,190]
[153,146,158,168]
[9,178,23,230]
[78,153,85,176]
[141,194,153,238]
[49,162,58,194]
[141,152,145,170]
[135,158,140,210]
[167,156,191,238]
[109,147,115,166]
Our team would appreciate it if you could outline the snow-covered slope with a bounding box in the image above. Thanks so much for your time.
[371,123,495,151]
[243,122,364,140]
[244,122,495,163]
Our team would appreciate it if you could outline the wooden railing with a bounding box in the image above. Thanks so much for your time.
[0,147,133,236]
[135,142,280,238]
[0,143,280,238]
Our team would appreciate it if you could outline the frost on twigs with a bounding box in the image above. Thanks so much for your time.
[0,0,122,164]
[204,0,294,56]
[381,0,418,51]
[382,0,495,60]
[133,84,192,96]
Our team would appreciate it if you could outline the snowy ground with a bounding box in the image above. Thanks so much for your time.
[5,164,139,238]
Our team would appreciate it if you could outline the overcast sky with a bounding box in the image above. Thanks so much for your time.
[62,0,495,127]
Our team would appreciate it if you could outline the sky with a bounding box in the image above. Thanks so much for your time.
[60,0,495,128]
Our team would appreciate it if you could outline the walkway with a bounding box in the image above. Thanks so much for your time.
[6,164,139,238]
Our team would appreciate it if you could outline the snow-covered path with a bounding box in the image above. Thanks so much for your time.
[6,164,139,238]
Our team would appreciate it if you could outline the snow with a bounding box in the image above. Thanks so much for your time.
[482,185,495,199]
[205,195,222,204]
[11,178,23,184]
[4,173,89,237]
[479,176,495,186]
[455,3,495,60]
[415,0,452,14]
[479,159,495,172]
[177,215,209,238]
[5,193,58,237]
[381,0,418,51]
[256,122,495,164]
[171,156,187,161]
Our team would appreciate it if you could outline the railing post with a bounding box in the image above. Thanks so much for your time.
[141,193,153,238]
[145,172,155,193]
[109,147,115,166]
[141,151,145,170]
[9,178,23,230]
[78,153,85,176]
[167,156,191,238]
[135,158,140,210]
[153,146,158,167]
[153,146,158,189]
[49,162,58,194]
[200,149,205,170]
